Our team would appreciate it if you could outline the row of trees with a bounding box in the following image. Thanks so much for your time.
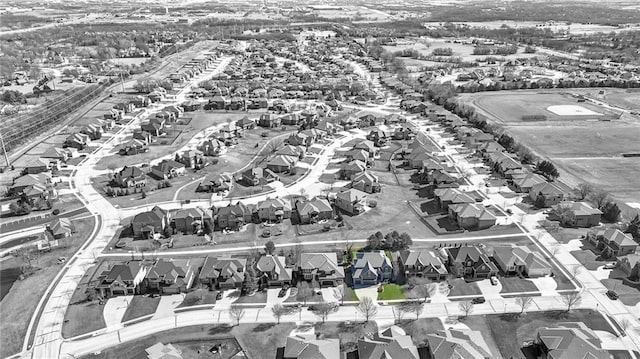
[366,230,413,251]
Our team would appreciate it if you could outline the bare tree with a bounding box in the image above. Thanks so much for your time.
[271,304,287,324]
[357,297,378,323]
[570,265,582,279]
[576,183,594,200]
[392,305,405,323]
[296,281,313,305]
[588,189,610,209]
[333,285,345,305]
[458,301,474,318]
[228,305,245,326]
[516,296,533,314]
[618,318,631,337]
[413,283,437,303]
[312,300,338,323]
[400,301,424,320]
[561,292,582,312]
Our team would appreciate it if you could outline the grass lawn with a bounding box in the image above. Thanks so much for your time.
[121,296,161,322]
[90,173,194,209]
[447,278,482,297]
[0,216,96,357]
[349,288,360,302]
[482,309,614,359]
[178,289,218,308]
[601,279,640,306]
[551,264,576,291]
[62,301,107,338]
[80,323,295,359]
[233,291,267,305]
[499,277,539,294]
[398,318,445,347]
[377,284,406,300]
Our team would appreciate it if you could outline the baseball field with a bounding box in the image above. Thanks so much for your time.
[462,90,640,212]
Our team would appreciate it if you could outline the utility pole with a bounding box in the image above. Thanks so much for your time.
[0,132,10,169]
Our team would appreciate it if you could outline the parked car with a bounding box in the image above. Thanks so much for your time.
[278,287,288,297]
[471,297,486,304]
[216,291,223,300]
[606,290,619,300]
[603,262,616,269]
[490,276,498,286]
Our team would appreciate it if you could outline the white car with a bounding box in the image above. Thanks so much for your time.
[603,262,616,269]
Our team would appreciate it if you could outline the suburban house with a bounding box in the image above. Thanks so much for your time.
[349,171,381,194]
[236,116,256,130]
[119,139,148,156]
[257,198,292,222]
[529,182,566,207]
[551,201,602,228]
[93,261,148,298]
[592,229,637,258]
[434,188,478,210]
[197,174,231,193]
[258,113,280,128]
[286,132,311,147]
[617,254,640,276]
[296,253,345,287]
[9,173,51,197]
[357,326,419,359]
[47,218,75,239]
[352,251,393,285]
[283,334,339,359]
[150,159,186,180]
[145,343,183,359]
[23,158,51,174]
[366,129,387,146]
[448,203,497,230]
[492,245,553,277]
[133,130,152,144]
[445,246,498,279]
[214,202,255,230]
[511,173,547,193]
[115,166,147,188]
[64,133,91,149]
[335,188,368,215]
[240,167,279,187]
[426,329,493,359]
[140,120,164,137]
[398,250,448,281]
[353,140,377,157]
[171,208,212,234]
[179,150,205,169]
[341,160,367,180]
[199,257,247,289]
[266,155,297,173]
[295,197,333,224]
[144,259,195,294]
[256,255,292,288]
[200,138,226,156]
[536,323,609,359]
[131,206,170,239]
[345,149,369,163]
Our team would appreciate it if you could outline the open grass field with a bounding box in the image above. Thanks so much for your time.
[603,90,640,110]
[468,91,620,124]
[0,216,95,357]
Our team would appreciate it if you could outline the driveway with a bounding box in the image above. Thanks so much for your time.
[354,285,380,305]
[153,294,185,319]
[320,287,340,303]
[529,276,558,296]
[476,279,503,300]
[103,295,132,329]
[214,289,240,309]
[266,288,289,307]
[430,282,452,304]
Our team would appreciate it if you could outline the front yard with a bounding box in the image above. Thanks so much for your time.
[62,301,106,338]
[122,296,161,322]
[377,284,406,300]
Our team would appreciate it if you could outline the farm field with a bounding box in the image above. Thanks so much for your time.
[462,90,640,212]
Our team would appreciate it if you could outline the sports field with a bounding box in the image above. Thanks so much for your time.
[462,90,640,211]
[603,90,640,110]
[467,91,620,123]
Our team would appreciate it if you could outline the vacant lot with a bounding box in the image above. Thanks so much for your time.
[468,91,619,123]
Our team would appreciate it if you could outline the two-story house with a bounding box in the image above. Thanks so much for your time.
[199,257,246,289]
[445,246,498,279]
[214,202,255,230]
[594,229,637,258]
[492,245,552,277]
[93,261,148,298]
[144,259,194,295]
[398,250,448,281]
[256,255,292,288]
[131,206,170,239]
[352,251,393,286]
[115,166,147,188]
[257,198,292,222]
[296,253,344,287]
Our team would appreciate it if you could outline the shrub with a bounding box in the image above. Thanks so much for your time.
[52,209,60,215]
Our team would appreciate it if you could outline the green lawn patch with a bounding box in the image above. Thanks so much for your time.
[122,296,160,322]
[499,277,538,294]
[62,301,106,338]
[349,288,360,302]
[377,284,406,300]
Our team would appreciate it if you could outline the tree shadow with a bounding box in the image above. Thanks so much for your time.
[253,323,275,332]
